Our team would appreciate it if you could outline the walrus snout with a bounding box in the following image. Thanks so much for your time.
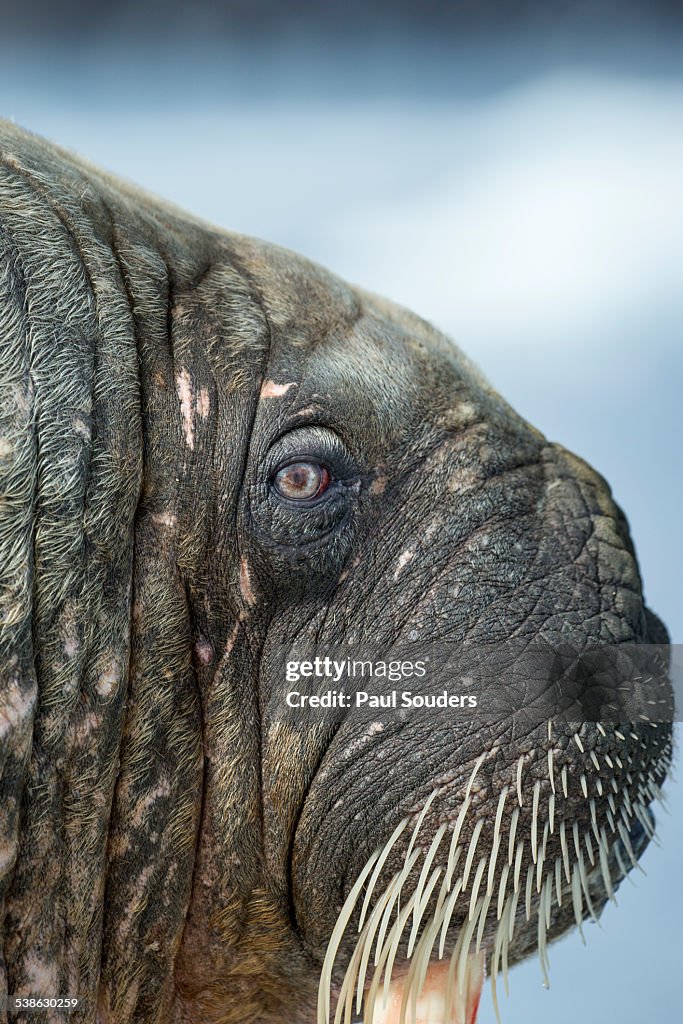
[303,424,672,1023]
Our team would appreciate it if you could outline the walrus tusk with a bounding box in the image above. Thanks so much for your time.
[366,955,485,1024]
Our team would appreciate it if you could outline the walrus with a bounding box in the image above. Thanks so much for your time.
[0,120,673,1024]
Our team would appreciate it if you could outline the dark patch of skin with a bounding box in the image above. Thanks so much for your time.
[0,121,672,1024]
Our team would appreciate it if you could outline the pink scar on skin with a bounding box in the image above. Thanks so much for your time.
[72,415,91,440]
[0,683,36,738]
[64,637,79,658]
[260,380,296,399]
[338,553,362,583]
[194,637,214,666]
[239,557,257,606]
[151,511,177,529]
[393,547,415,579]
[96,664,119,698]
[197,387,210,418]
[210,610,250,675]
[223,619,241,658]
[176,368,195,449]
[24,955,59,997]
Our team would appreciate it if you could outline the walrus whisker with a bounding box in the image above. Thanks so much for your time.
[506,806,519,867]
[441,749,487,890]
[363,890,418,1023]
[598,827,615,903]
[399,903,442,1024]
[475,882,495,954]
[380,886,425,1008]
[487,786,508,893]
[373,848,422,967]
[407,821,448,954]
[456,894,483,998]
[413,913,445,1017]
[544,871,553,932]
[489,906,503,1023]
[496,863,511,920]
[561,764,569,798]
[571,864,587,942]
[359,819,409,931]
[535,832,546,892]
[334,918,372,1024]
[515,755,525,807]
[530,780,541,863]
[461,752,485,799]
[524,863,534,921]
[406,862,453,986]
[490,892,515,1023]
[537,874,551,988]
[576,849,600,923]
[513,838,525,892]
[633,801,657,840]
[318,848,381,1024]
[445,797,470,888]
[406,865,444,959]
[461,818,484,889]
[614,843,636,887]
[404,788,439,868]
[467,856,487,922]
[616,821,641,871]
[445,919,469,1023]
[554,857,563,908]
[355,872,403,1014]
[622,787,633,816]
[318,724,671,1024]
[547,747,556,794]
[438,876,464,959]
[433,866,457,933]
[548,791,556,833]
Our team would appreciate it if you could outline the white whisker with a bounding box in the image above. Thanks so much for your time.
[359,819,409,930]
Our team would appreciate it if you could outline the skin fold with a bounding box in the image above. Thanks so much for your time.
[0,121,672,1024]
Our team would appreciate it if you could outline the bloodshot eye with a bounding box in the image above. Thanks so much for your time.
[272,461,331,501]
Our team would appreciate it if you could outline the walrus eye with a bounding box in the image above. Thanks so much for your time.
[256,425,360,555]
[273,461,331,501]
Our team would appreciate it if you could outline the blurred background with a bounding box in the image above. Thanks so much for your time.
[1,2,680,1021]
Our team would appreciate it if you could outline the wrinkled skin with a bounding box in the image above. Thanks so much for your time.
[0,121,672,1024]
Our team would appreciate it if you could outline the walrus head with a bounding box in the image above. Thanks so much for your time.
[0,120,672,1024]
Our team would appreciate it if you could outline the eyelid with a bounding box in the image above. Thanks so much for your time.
[266,424,349,459]
[266,426,355,480]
